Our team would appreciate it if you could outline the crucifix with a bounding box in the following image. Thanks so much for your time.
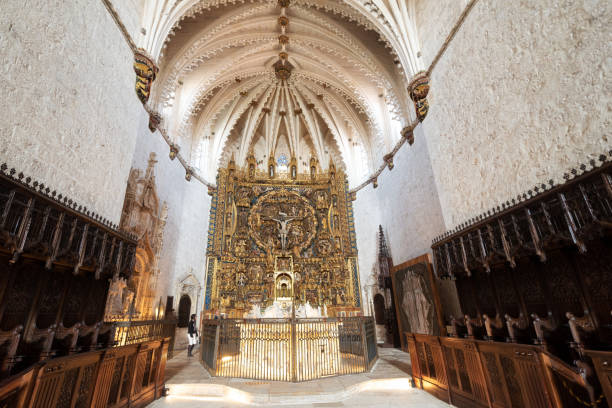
[266,211,302,249]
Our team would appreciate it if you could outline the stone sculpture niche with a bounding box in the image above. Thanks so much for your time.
[109,153,168,320]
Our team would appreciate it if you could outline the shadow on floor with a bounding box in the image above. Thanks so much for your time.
[380,357,412,375]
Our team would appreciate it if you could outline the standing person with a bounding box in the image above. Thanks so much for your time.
[187,314,198,357]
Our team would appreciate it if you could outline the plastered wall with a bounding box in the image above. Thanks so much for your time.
[109,0,144,42]
[416,0,612,228]
[130,118,211,316]
[375,127,446,265]
[353,184,382,313]
[0,0,142,223]
[354,126,461,318]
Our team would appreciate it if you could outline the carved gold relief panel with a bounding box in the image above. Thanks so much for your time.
[203,166,359,318]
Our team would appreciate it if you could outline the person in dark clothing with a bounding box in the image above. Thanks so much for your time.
[187,314,198,357]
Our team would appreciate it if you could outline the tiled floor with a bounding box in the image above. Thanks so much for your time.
[150,348,451,407]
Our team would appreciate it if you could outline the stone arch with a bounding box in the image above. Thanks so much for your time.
[373,293,385,325]
[174,272,202,319]
[177,294,191,328]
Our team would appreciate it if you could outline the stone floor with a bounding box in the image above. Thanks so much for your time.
[150,348,451,407]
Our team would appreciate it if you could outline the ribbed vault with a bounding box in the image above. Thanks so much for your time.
[141,0,421,186]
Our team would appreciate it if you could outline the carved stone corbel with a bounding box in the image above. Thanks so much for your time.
[408,71,430,122]
[134,50,158,105]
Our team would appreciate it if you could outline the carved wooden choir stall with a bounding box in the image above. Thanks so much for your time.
[404,155,612,407]
[0,164,173,407]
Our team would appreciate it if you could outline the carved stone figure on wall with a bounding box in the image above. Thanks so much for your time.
[123,291,135,315]
[408,71,430,122]
[119,153,168,319]
[133,51,158,105]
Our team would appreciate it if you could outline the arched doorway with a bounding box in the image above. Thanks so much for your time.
[178,295,191,327]
[373,294,385,325]
[275,274,293,299]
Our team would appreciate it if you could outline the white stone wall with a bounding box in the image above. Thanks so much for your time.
[375,127,446,265]
[172,175,211,317]
[0,0,142,223]
[353,184,382,314]
[415,0,469,68]
[130,116,211,318]
[109,0,144,44]
[416,0,612,228]
[356,126,462,318]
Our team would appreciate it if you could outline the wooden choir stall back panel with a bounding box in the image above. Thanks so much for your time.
[0,337,171,408]
[418,158,612,407]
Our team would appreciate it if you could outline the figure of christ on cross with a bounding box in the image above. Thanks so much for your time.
[265,211,304,249]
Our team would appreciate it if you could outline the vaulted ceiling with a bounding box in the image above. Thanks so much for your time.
[139,0,422,185]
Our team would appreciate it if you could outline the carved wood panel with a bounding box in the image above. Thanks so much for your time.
[513,259,548,317]
[36,271,67,329]
[575,240,612,326]
[472,269,496,317]
[0,264,37,331]
[543,250,585,319]
[64,278,92,329]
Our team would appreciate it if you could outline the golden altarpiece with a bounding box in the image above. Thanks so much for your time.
[203,157,362,319]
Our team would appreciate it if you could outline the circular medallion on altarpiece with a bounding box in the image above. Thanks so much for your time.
[247,189,317,253]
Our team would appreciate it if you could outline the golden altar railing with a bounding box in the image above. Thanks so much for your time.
[200,317,378,382]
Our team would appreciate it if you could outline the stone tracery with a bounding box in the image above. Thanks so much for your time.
[134,0,418,188]
[113,153,169,320]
